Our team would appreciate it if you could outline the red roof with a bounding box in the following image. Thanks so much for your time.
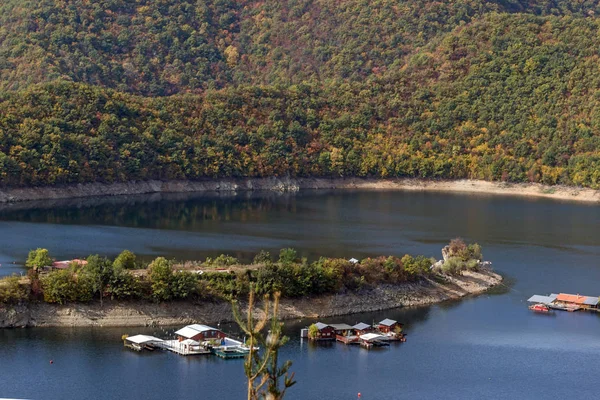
[52,259,88,269]
[556,293,588,304]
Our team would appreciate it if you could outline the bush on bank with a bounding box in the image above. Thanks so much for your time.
[0,240,483,305]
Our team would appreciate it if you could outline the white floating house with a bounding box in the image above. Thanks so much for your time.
[175,324,227,342]
[124,335,163,351]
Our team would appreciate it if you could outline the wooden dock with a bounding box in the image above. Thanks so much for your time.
[157,340,211,356]
[212,347,250,359]
[336,335,360,345]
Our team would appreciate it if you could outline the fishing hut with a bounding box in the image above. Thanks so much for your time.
[310,322,336,341]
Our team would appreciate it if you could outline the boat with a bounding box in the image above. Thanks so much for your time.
[212,346,250,359]
[528,303,551,313]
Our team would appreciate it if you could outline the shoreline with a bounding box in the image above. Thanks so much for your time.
[0,269,502,328]
[0,177,598,204]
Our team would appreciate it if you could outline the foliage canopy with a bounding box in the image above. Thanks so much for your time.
[2,1,600,187]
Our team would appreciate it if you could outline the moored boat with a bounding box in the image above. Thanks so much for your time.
[528,303,551,313]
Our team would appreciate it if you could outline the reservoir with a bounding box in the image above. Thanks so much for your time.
[1,190,600,399]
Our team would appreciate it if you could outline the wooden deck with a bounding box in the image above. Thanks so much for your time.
[158,340,211,356]
[336,335,360,345]
[212,347,250,359]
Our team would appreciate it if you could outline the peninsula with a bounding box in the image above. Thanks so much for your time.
[0,240,502,328]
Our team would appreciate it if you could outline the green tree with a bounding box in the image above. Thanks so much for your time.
[148,257,174,301]
[171,271,198,299]
[308,324,319,340]
[40,270,78,304]
[232,289,295,400]
[84,255,114,307]
[113,250,137,270]
[278,248,298,265]
[107,267,140,300]
[25,248,53,270]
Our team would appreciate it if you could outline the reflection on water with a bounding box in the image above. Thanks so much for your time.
[1,190,600,399]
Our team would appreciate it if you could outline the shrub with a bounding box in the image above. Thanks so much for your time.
[172,271,198,299]
[448,238,466,254]
[467,243,483,261]
[253,250,272,265]
[0,275,29,304]
[211,254,239,267]
[402,254,433,277]
[278,248,298,264]
[441,257,464,275]
[466,259,480,270]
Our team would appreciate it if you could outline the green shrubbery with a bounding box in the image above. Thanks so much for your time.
[2,245,481,304]
[199,252,436,300]
[148,257,198,301]
[440,239,485,275]
[0,275,28,304]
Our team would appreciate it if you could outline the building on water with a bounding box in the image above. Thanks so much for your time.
[527,293,600,312]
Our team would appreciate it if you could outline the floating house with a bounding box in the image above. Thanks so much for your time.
[377,319,402,333]
[554,293,599,310]
[311,322,335,340]
[126,323,252,357]
[124,335,163,351]
[175,324,226,342]
[330,323,354,337]
[359,333,389,349]
[527,293,600,312]
[352,322,373,336]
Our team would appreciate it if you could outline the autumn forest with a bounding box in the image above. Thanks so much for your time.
[2,0,600,187]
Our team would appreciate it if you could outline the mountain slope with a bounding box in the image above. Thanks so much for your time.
[3,0,597,95]
[1,1,600,188]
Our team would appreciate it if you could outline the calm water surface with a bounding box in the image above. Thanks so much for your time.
[1,190,600,399]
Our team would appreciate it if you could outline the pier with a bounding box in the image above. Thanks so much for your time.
[125,324,250,358]
[157,340,212,356]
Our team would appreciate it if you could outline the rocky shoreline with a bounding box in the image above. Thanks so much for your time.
[0,269,502,328]
[0,177,598,204]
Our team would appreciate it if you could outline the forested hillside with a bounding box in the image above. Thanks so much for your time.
[2,0,600,188]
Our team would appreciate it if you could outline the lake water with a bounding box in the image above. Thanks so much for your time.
[1,190,600,399]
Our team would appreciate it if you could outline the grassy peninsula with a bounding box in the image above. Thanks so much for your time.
[1,1,600,191]
[0,240,502,328]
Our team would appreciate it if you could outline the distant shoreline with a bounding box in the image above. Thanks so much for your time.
[0,269,502,328]
[0,177,599,204]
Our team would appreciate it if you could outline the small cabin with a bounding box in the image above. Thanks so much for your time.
[555,293,599,310]
[330,323,353,337]
[377,318,403,334]
[352,322,373,336]
[311,322,335,340]
[175,324,226,342]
